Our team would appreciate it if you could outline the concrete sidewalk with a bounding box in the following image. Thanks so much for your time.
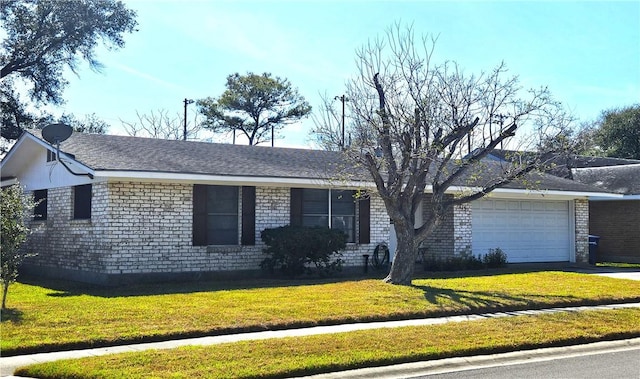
[2,302,640,378]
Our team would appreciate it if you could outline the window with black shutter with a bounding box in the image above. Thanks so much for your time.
[193,185,255,246]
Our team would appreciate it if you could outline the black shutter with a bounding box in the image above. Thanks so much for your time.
[192,184,208,246]
[358,197,370,244]
[73,184,92,219]
[290,188,303,226]
[241,186,256,245]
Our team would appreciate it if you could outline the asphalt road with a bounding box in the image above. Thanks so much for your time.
[410,347,640,379]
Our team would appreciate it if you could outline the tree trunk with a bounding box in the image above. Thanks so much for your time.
[2,282,9,310]
[384,225,418,285]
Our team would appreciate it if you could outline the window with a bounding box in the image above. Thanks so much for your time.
[47,150,57,162]
[193,185,256,246]
[73,184,92,219]
[295,189,357,243]
[33,189,47,220]
[331,190,356,243]
[207,185,239,245]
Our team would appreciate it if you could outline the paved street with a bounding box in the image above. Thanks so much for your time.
[410,346,640,379]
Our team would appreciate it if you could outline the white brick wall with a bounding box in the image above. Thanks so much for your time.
[575,199,589,263]
[28,182,391,279]
[27,182,593,282]
[453,203,472,254]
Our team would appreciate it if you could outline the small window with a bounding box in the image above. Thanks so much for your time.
[73,184,92,220]
[33,189,48,220]
[47,150,57,162]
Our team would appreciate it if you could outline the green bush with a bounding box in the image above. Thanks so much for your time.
[483,248,508,268]
[260,226,346,277]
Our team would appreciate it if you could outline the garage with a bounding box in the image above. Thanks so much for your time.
[472,199,571,263]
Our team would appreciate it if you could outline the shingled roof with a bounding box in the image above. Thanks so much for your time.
[39,131,366,181]
[1,131,615,195]
[572,164,640,195]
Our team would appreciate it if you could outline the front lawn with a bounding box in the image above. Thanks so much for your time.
[3,271,640,355]
[15,308,640,379]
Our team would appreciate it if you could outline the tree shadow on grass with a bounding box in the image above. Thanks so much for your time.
[413,284,583,312]
[1,308,24,324]
[19,273,386,299]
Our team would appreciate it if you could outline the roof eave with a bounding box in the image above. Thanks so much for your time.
[93,170,376,189]
[442,186,622,199]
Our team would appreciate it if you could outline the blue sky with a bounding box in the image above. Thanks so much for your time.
[56,1,640,148]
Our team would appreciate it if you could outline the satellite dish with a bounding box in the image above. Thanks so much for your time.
[40,122,93,179]
[42,123,73,144]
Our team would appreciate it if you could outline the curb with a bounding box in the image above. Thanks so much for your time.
[296,338,640,379]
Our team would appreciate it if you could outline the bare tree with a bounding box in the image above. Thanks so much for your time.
[121,109,203,140]
[310,93,374,152]
[319,25,572,285]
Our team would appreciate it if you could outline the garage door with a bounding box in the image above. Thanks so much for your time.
[472,199,571,263]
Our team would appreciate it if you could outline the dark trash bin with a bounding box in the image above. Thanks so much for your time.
[588,235,600,265]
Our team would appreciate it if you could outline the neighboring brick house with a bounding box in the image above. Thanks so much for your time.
[572,164,640,263]
[0,132,615,284]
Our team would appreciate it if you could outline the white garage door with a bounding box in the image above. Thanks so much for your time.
[472,199,571,263]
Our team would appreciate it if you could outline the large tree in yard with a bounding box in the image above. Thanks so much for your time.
[318,25,573,285]
[0,0,137,140]
[197,72,311,145]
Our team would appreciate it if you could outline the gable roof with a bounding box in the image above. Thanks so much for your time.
[15,130,366,182]
[0,131,618,197]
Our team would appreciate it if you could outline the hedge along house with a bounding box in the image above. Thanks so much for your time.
[1,131,618,285]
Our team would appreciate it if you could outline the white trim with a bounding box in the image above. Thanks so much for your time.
[0,178,18,187]
[96,171,375,189]
[1,131,95,177]
[589,194,640,201]
[478,187,621,199]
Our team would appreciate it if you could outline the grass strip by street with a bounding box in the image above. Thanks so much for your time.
[596,262,640,269]
[3,271,640,355]
[15,308,640,379]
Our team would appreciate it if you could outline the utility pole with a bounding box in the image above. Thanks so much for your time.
[334,95,348,149]
[183,98,194,141]
[493,113,507,149]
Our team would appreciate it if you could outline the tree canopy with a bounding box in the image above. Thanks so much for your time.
[197,72,311,145]
[595,105,640,159]
[315,25,572,285]
[1,0,137,139]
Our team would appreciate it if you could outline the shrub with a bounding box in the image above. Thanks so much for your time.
[424,248,508,271]
[260,226,346,277]
[423,249,483,272]
[483,248,508,268]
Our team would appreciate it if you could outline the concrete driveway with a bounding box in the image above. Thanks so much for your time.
[567,266,640,281]
[594,271,640,281]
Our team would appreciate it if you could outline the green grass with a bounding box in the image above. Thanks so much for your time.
[596,262,640,269]
[3,271,640,356]
[15,308,640,379]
